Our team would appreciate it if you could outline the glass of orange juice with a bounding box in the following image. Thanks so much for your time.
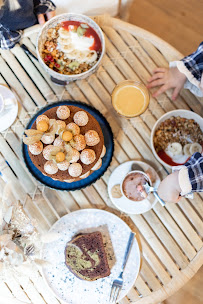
[111,80,150,118]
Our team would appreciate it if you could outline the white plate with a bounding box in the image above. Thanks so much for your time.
[0,85,18,132]
[41,209,140,304]
[108,160,160,214]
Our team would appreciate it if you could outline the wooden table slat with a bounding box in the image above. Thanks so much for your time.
[134,275,152,296]
[127,287,140,302]
[179,199,203,237]
[153,203,197,260]
[0,57,36,114]
[140,236,171,285]
[0,50,46,108]
[27,268,62,304]
[10,46,56,103]
[5,277,31,304]
[140,260,163,291]
[165,202,203,251]
[130,215,180,276]
[143,211,189,269]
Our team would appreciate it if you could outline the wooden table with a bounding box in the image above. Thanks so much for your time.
[0,15,203,304]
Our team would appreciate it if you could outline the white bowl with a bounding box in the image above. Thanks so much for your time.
[37,13,105,83]
[151,110,203,169]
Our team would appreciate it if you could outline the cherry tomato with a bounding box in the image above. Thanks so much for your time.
[55,63,60,68]
[47,55,52,61]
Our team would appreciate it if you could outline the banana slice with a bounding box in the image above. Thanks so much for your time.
[65,50,86,63]
[85,50,98,64]
[61,44,74,54]
[65,50,80,60]
[58,37,71,45]
[183,144,192,156]
[167,142,182,156]
[58,27,70,39]
[77,51,88,63]
[189,143,202,155]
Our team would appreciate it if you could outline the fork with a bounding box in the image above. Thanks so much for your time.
[25,244,35,256]
[109,232,135,303]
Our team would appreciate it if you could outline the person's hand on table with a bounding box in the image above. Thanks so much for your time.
[147,67,187,100]
[37,10,56,25]
[157,171,182,203]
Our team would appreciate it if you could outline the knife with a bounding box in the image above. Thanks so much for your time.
[20,44,38,60]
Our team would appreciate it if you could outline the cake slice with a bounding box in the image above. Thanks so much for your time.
[65,231,110,281]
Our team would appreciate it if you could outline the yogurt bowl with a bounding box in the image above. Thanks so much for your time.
[37,13,105,84]
[151,110,203,169]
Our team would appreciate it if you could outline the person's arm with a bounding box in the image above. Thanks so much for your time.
[181,42,203,86]
[0,24,22,49]
[0,0,56,50]
[157,152,203,203]
[147,42,203,99]
[181,152,203,193]
[33,0,56,24]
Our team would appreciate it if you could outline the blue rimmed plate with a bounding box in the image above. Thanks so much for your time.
[22,101,114,191]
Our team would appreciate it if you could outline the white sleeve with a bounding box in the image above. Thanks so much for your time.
[172,165,192,197]
[170,61,203,97]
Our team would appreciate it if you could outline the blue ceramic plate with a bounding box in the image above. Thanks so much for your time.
[22,101,114,190]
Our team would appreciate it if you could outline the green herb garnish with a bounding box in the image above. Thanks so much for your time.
[68,61,80,70]
[77,26,86,37]
[81,23,89,29]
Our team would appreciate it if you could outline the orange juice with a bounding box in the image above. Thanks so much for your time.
[112,80,149,117]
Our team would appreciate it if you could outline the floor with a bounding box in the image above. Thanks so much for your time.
[163,267,203,304]
[125,1,203,303]
[125,0,203,55]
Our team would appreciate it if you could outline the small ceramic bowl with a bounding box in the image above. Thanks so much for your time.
[151,109,203,169]
[120,170,152,202]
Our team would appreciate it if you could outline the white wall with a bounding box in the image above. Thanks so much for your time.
[52,0,132,17]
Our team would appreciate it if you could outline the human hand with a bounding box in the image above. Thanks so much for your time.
[37,10,56,25]
[147,67,187,100]
[157,171,182,203]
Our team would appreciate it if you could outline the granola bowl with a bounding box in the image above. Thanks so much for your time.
[151,110,203,169]
[36,13,105,83]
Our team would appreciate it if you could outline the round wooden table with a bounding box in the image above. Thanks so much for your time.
[0,15,202,304]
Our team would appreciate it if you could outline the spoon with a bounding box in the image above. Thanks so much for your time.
[131,163,166,207]
[143,183,166,206]
[131,163,144,171]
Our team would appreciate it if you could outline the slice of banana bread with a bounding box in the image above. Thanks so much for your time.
[65,231,110,281]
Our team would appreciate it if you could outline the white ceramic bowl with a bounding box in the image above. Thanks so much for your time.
[151,110,203,168]
[37,13,105,83]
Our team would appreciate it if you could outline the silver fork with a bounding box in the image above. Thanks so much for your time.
[25,244,35,256]
[109,232,135,303]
